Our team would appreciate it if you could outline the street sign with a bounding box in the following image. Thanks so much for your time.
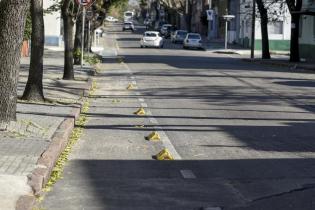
[222,15,235,21]
[76,0,92,6]
[206,10,214,20]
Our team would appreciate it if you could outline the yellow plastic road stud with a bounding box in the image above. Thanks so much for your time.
[156,148,174,160]
[145,131,161,141]
[134,107,146,116]
[126,83,135,90]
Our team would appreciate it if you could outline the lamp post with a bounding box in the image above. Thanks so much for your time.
[250,0,256,59]
[208,0,212,40]
[222,15,235,49]
[75,0,93,68]
[81,7,86,68]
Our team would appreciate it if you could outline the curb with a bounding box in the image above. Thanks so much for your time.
[242,58,315,71]
[84,78,93,97]
[16,77,94,210]
[16,117,75,210]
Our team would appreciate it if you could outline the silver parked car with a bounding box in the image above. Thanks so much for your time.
[171,30,188,43]
[122,21,134,32]
[140,31,164,48]
[183,33,203,49]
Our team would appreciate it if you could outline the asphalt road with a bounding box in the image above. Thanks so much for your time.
[42,23,315,210]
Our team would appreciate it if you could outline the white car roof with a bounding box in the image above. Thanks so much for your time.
[187,33,201,35]
[145,31,159,34]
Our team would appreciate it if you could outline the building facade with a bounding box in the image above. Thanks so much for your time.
[239,0,291,51]
[43,0,63,47]
[299,0,315,60]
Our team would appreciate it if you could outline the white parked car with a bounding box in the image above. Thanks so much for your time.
[183,33,203,49]
[105,16,118,22]
[140,31,164,48]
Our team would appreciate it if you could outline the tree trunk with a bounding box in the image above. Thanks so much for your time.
[185,2,192,32]
[22,0,45,101]
[0,0,30,125]
[289,14,300,62]
[286,0,302,62]
[74,15,82,65]
[256,0,271,59]
[62,1,75,80]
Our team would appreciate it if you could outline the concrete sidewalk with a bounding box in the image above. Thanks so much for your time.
[0,49,94,210]
[203,40,315,71]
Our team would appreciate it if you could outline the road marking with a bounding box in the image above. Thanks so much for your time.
[141,103,148,108]
[149,117,159,124]
[138,98,145,102]
[132,81,137,85]
[121,52,182,160]
[155,126,181,160]
[180,170,196,179]
[114,34,120,50]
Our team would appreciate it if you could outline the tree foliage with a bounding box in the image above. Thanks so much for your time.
[24,11,32,41]
[107,0,129,19]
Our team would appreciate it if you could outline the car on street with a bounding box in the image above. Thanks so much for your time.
[122,21,134,32]
[105,16,118,22]
[160,24,173,37]
[144,18,151,25]
[140,31,164,48]
[183,33,203,49]
[171,30,188,43]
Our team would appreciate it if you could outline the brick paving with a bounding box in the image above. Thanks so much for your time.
[0,49,93,210]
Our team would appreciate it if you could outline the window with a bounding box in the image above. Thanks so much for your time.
[145,33,157,37]
[268,21,283,34]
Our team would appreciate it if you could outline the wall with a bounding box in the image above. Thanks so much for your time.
[299,0,315,60]
[239,0,291,50]
[43,0,63,47]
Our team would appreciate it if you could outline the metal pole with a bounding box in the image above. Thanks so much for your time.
[225,20,228,49]
[94,30,96,47]
[250,0,256,59]
[208,0,212,40]
[81,6,86,68]
[186,0,189,14]
[88,20,90,58]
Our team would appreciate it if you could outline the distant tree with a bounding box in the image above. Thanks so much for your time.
[73,13,83,65]
[241,0,287,59]
[0,0,30,126]
[160,0,192,30]
[73,0,126,65]
[61,0,78,80]
[22,0,45,101]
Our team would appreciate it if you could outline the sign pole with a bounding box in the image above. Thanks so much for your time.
[250,0,256,59]
[208,0,212,40]
[225,20,228,49]
[81,6,86,69]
